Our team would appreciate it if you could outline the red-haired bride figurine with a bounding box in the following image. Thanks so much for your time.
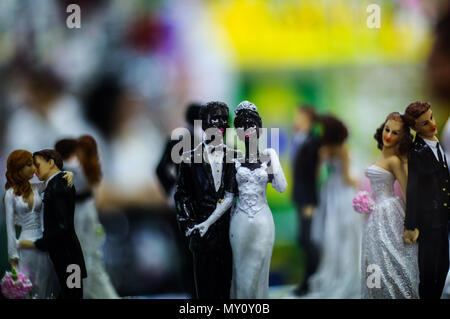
[4,150,73,298]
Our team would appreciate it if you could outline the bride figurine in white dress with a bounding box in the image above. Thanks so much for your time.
[361,112,420,298]
[4,149,72,298]
[303,115,363,299]
[187,101,287,298]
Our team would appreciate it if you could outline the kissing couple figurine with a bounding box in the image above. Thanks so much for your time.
[9,149,87,299]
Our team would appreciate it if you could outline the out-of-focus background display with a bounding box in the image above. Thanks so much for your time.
[1,0,449,297]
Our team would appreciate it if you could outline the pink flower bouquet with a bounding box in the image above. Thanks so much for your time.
[1,267,33,299]
[352,191,375,215]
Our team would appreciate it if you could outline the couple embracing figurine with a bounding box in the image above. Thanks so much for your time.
[174,101,287,299]
[362,101,449,299]
[7,149,87,299]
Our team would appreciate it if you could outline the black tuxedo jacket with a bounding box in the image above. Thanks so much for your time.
[405,136,450,231]
[174,144,237,252]
[35,172,87,279]
[292,134,321,208]
[157,131,200,196]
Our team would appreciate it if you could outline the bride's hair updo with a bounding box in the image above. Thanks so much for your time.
[5,150,33,197]
[318,114,348,146]
[234,101,262,130]
[374,112,413,156]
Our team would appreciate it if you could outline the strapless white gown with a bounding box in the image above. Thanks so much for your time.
[361,165,419,299]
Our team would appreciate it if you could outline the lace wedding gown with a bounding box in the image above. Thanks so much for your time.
[5,184,59,298]
[65,161,119,299]
[305,159,363,299]
[230,149,287,298]
[361,165,419,299]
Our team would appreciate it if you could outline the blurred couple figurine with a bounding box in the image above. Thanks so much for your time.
[174,101,287,299]
[362,101,449,299]
[294,111,363,299]
[5,149,87,299]
[55,136,119,299]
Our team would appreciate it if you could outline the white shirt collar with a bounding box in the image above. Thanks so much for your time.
[423,138,438,148]
[45,171,62,188]
[203,141,224,155]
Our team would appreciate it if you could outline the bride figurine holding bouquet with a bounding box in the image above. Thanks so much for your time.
[3,150,72,298]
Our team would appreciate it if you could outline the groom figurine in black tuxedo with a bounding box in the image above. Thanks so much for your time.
[174,101,236,299]
[403,102,450,299]
[20,149,87,299]
[291,105,321,296]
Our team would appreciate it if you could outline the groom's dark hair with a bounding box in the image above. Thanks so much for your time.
[201,101,229,122]
[403,101,431,128]
[33,149,64,170]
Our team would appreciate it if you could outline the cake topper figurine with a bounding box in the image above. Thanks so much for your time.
[18,149,87,299]
[403,101,449,299]
[187,101,287,298]
[174,101,235,299]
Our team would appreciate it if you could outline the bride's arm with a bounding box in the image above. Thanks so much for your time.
[264,148,287,193]
[186,192,235,237]
[340,145,357,187]
[390,155,407,199]
[4,191,19,265]
[31,171,74,195]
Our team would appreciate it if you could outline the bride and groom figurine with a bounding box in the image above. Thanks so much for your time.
[174,100,287,299]
[5,149,86,299]
[362,101,449,299]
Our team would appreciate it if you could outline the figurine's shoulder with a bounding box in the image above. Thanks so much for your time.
[51,173,73,193]
[179,143,202,164]
[4,188,15,202]
[409,138,428,157]
[408,138,439,174]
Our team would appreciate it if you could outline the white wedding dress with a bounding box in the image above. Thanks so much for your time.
[64,160,119,299]
[304,158,363,299]
[230,149,287,299]
[361,165,420,299]
[5,184,59,298]
[361,165,419,299]
[190,148,287,298]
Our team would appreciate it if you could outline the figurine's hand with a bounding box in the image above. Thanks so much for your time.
[185,221,211,237]
[63,171,74,187]
[403,229,419,244]
[195,221,211,237]
[8,258,18,268]
[19,240,35,249]
[185,226,196,237]
[302,205,315,219]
